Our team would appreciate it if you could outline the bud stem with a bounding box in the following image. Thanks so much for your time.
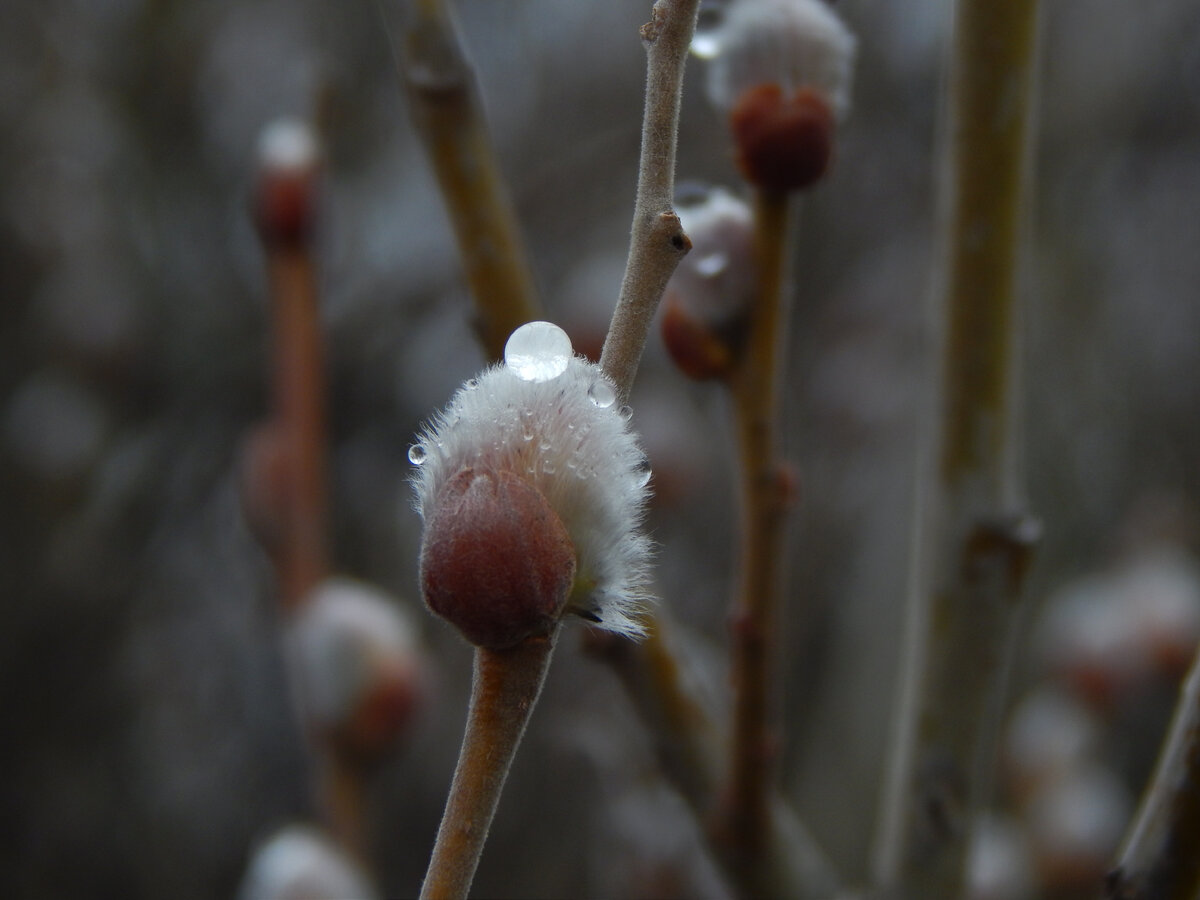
[601,0,701,402]
[420,634,557,900]
[718,189,808,896]
[390,0,541,361]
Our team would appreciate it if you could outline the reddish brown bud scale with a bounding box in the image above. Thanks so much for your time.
[332,659,424,766]
[730,84,834,192]
[254,169,318,250]
[660,289,741,381]
[420,466,576,650]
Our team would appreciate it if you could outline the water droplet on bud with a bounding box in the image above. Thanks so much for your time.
[633,453,652,488]
[504,321,573,383]
[408,444,428,465]
[618,405,634,423]
[588,379,616,409]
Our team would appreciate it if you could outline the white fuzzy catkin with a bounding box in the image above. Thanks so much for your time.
[287,577,419,728]
[704,0,857,118]
[671,186,756,325]
[238,825,378,900]
[410,323,653,638]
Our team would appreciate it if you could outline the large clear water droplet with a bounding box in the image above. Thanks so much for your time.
[691,2,727,59]
[588,379,616,409]
[504,321,573,382]
[408,443,427,465]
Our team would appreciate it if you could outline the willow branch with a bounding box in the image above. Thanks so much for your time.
[394,0,541,360]
[873,0,1042,893]
[716,189,792,894]
[264,248,330,610]
[420,636,556,900]
[1106,645,1200,899]
[599,0,699,402]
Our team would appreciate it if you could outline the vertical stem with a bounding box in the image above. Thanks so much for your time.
[718,189,792,895]
[874,0,1042,893]
[266,249,329,610]
[1107,645,1200,899]
[420,636,556,900]
[394,0,541,361]
[600,0,700,402]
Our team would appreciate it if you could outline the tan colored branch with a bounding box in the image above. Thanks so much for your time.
[600,0,700,402]
[265,249,330,610]
[420,636,556,900]
[873,0,1042,894]
[718,188,792,891]
[396,0,541,361]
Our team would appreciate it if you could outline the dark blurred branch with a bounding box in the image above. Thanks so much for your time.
[393,0,541,360]
[1106,644,1200,899]
[873,0,1042,893]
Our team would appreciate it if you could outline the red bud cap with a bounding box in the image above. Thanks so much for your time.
[661,288,740,381]
[730,84,834,192]
[420,466,576,650]
[253,118,321,250]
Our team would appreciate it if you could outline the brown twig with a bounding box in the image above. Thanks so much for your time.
[873,0,1043,893]
[599,0,700,402]
[1106,645,1200,899]
[393,0,541,360]
[263,247,330,610]
[420,635,557,900]
[717,188,792,893]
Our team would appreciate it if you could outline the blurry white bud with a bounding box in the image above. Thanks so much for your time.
[1025,763,1132,891]
[672,186,756,326]
[697,0,857,119]
[661,186,756,380]
[1002,686,1101,802]
[1118,547,1200,677]
[411,321,652,647]
[238,824,379,900]
[288,578,424,761]
[966,813,1035,900]
[254,117,321,248]
[4,369,109,482]
[1035,574,1153,707]
[258,118,320,176]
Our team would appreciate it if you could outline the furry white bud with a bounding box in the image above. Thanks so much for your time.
[410,322,653,639]
[238,825,378,900]
[288,578,424,759]
[700,0,857,119]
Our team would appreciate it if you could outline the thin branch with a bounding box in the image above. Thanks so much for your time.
[599,0,700,402]
[264,248,330,610]
[392,0,541,361]
[717,188,792,892]
[420,635,557,900]
[873,0,1043,893]
[1106,645,1200,900]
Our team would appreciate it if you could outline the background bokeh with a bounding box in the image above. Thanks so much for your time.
[4,0,1200,897]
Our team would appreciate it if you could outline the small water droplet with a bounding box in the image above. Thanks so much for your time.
[618,405,634,422]
[543,460,557,475]
[504,321,573,382]
[539,439,553,451]
[691,2,727,59]
[522,429,535,442]
[695,252,729,278]
[408,443,428,465]
[633,453,652,488]
[588,379,616,409]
